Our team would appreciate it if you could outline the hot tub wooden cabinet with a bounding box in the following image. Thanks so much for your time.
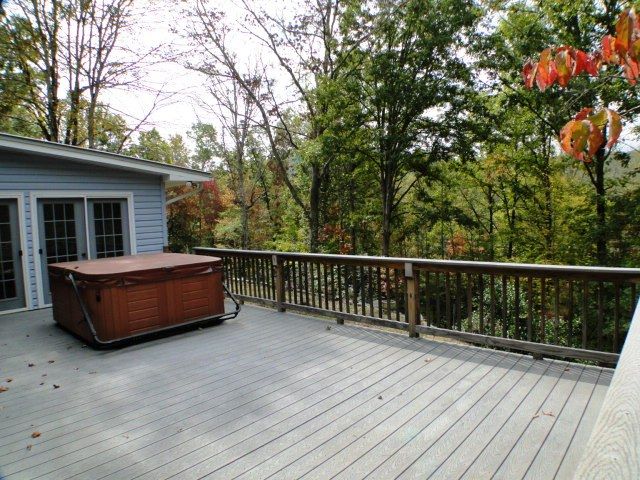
[48,253,238,346]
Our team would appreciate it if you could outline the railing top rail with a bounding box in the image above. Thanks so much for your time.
[574,299,640,479]
[194,247,640,281]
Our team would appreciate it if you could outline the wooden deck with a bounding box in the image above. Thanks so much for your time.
[0,303,612,480]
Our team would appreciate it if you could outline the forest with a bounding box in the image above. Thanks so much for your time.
[1,0,639,267]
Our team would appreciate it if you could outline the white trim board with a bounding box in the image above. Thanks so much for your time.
[0,192,31,311]
[30,191,137,309]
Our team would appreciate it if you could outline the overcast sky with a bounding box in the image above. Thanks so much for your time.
[101,0,289,144]
[100,0,640,153]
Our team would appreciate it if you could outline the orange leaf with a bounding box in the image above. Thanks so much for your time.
[560,120,586,160]
[31,431,41,438]
[559,117,605,162]
[574,107,593,121]
[536,48,555,91]
[602,35,618,63]
[616,10,633,55]
[587,122,604,157]
[606,109,622,148]
[624,56,640,84]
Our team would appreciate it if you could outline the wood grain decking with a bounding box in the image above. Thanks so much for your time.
[0,303,612,480]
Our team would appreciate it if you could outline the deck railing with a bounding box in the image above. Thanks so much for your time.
[194,247,640,364]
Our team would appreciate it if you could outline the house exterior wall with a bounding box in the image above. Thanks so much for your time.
[0,151,168,309]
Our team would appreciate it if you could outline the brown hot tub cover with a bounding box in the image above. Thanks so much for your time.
[49,253,239,346]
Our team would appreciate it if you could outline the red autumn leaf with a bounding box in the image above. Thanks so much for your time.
[574,107,593,121]
[573,49,589,75]
[602,35,618,63]
[522,60,537,89]
[606,109,622,148]
[586,53,602,75]
[624,56,640,84]
[615,10,634,55]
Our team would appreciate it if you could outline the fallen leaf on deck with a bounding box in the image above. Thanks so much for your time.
[424,358,432,362]
[6,378,13,382]
[48,360,55,364]
[26,444,32,451]
[532,413,540,419]
[28,363,35,367]
[0,386,8,393]
[39,383,44,386]
[326,326,331,331]
[89,371,97,374]
[31,432,40,438]
[41,374,47,377]
[377,395,383,400]
[542,410,555,417]
[53,384,60,389]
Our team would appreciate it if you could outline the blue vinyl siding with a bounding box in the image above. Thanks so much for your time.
[0,151,167,308]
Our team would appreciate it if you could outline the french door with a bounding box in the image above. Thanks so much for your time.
[0,199,26,312]
[38,199,87,305]
[37,197,132,305]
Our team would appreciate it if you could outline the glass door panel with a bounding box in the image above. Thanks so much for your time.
[0,200,25,311]
[38,199,86,305]
[88,199,130,259]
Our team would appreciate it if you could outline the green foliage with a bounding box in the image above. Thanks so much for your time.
[1,0,638,267]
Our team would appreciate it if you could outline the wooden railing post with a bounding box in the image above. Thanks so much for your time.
[406,262,419,338]
[273,254,285,312]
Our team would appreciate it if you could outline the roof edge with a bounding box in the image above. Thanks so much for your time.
[0,132,212,183]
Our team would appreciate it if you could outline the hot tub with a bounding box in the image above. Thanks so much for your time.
[48,253,239,346]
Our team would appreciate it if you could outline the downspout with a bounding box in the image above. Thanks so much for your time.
[165,182,204,206]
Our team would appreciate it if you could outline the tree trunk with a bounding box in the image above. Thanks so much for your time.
[487,184,495,260]
[381,175,392,257]
[308,164,322,253]
[87,93,98,148]
[594,151,607,265]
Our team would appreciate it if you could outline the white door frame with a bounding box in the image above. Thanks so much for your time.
[0,192,31,315]
[30,191,136,308]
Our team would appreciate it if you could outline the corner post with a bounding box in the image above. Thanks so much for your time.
[273,254,285,312]
[406,262,420,338]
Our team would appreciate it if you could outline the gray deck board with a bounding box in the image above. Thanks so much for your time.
[0,303,614,480]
